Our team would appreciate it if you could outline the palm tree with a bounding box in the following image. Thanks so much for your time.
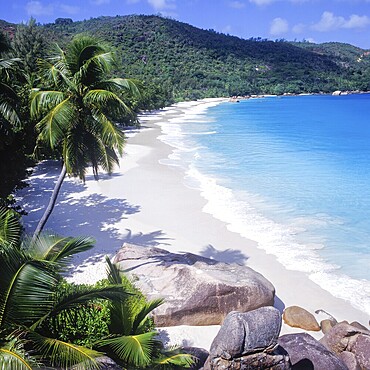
[0,207,129,369]
[0,32,21,136]
[96,258,194,369]
[30,35,141,238]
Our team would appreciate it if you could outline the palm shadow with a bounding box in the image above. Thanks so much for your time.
[199,244,249,265]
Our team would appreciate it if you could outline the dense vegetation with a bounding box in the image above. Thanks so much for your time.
[36,15,370,100]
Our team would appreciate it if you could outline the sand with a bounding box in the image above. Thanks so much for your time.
[18,98,369,350]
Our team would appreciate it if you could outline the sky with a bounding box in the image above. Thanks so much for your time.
[3,0,370,49]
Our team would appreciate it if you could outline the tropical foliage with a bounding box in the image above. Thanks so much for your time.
[0,207,194,369]
[32,15,370,100]
[30,35,141,236]
[0,207,128,369]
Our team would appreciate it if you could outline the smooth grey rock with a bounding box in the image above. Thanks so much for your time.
[339,351,361,370]
[282,306,320,331]
[320,322,370,355]
[209,307,282,359]
[351,334,370,369]
[114,244,275,326]
[278,333,348,370]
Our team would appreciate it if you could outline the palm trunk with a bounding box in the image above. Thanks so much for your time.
[32,163,67,241]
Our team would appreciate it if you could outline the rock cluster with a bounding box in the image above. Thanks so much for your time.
[114,243,275,326]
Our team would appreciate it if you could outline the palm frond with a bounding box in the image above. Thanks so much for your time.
[132,298,164,334]
[154,351,195,368]
[52,284,130,316]
[98,332,157,368]
[0,58,21,71]
[75,51,114,84]
[28,330,102,370]
[0,101,21,128]
[37,57,74,90]
[90,108,125,149]
[105,256,122,285]
[30,89,65,119]
[35,97,75,150]
[103,78,142,97]
[0,207,21,247]
[27,234,95,265]
[0,258,57,327]
[0,347,33,370]
[85,89,133,116]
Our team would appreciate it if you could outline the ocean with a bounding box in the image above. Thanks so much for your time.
[157,94,370,315]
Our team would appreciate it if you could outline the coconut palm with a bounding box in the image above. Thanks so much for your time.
[30,35,141,238]
[0,207,129,369]
[0,32,21,135]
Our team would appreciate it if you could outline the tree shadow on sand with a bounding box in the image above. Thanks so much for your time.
[199,244,249,265]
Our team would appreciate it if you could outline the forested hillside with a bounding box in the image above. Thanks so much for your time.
[2,15,368,102]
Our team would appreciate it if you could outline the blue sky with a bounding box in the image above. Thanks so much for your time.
[5,0,370,48]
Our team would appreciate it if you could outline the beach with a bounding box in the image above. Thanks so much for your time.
[18,98,369,350]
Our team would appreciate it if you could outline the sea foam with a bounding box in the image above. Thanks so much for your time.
[155,99,370,315]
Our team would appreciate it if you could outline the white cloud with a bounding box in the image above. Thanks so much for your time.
[25,0,53,16]
[92,0,111,4]
[249,0,308,5]
[250,0,275,4]
[148,0,175,10]
[229,1,246,8]
[343,14,370,29]
[270,17,289,35]
[25,1,81,17]
[312,11,370,31]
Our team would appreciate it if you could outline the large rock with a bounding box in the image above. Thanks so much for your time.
[278,333,348,370]
[339,351,361,370]
[320,322,370,355]
[206,307,291,369]
[282,306,320,331]
[114,244,275,326]
[209,307,282,359]
[351,334,370,369]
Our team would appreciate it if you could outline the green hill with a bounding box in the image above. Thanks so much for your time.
[3,15,370,101]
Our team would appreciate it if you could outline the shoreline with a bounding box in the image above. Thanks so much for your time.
[17,98,369,349]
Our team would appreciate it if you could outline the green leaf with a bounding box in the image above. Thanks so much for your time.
[28,330,102,370]
[98,332,157,367]
[0,207,21,247]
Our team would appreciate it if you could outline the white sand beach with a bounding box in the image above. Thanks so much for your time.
[18,98,369,350]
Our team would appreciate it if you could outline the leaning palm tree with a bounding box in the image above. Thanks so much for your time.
[0,207,129,369]
[30,35,141,238]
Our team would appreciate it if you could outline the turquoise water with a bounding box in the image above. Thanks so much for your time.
[157,95,370,314]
